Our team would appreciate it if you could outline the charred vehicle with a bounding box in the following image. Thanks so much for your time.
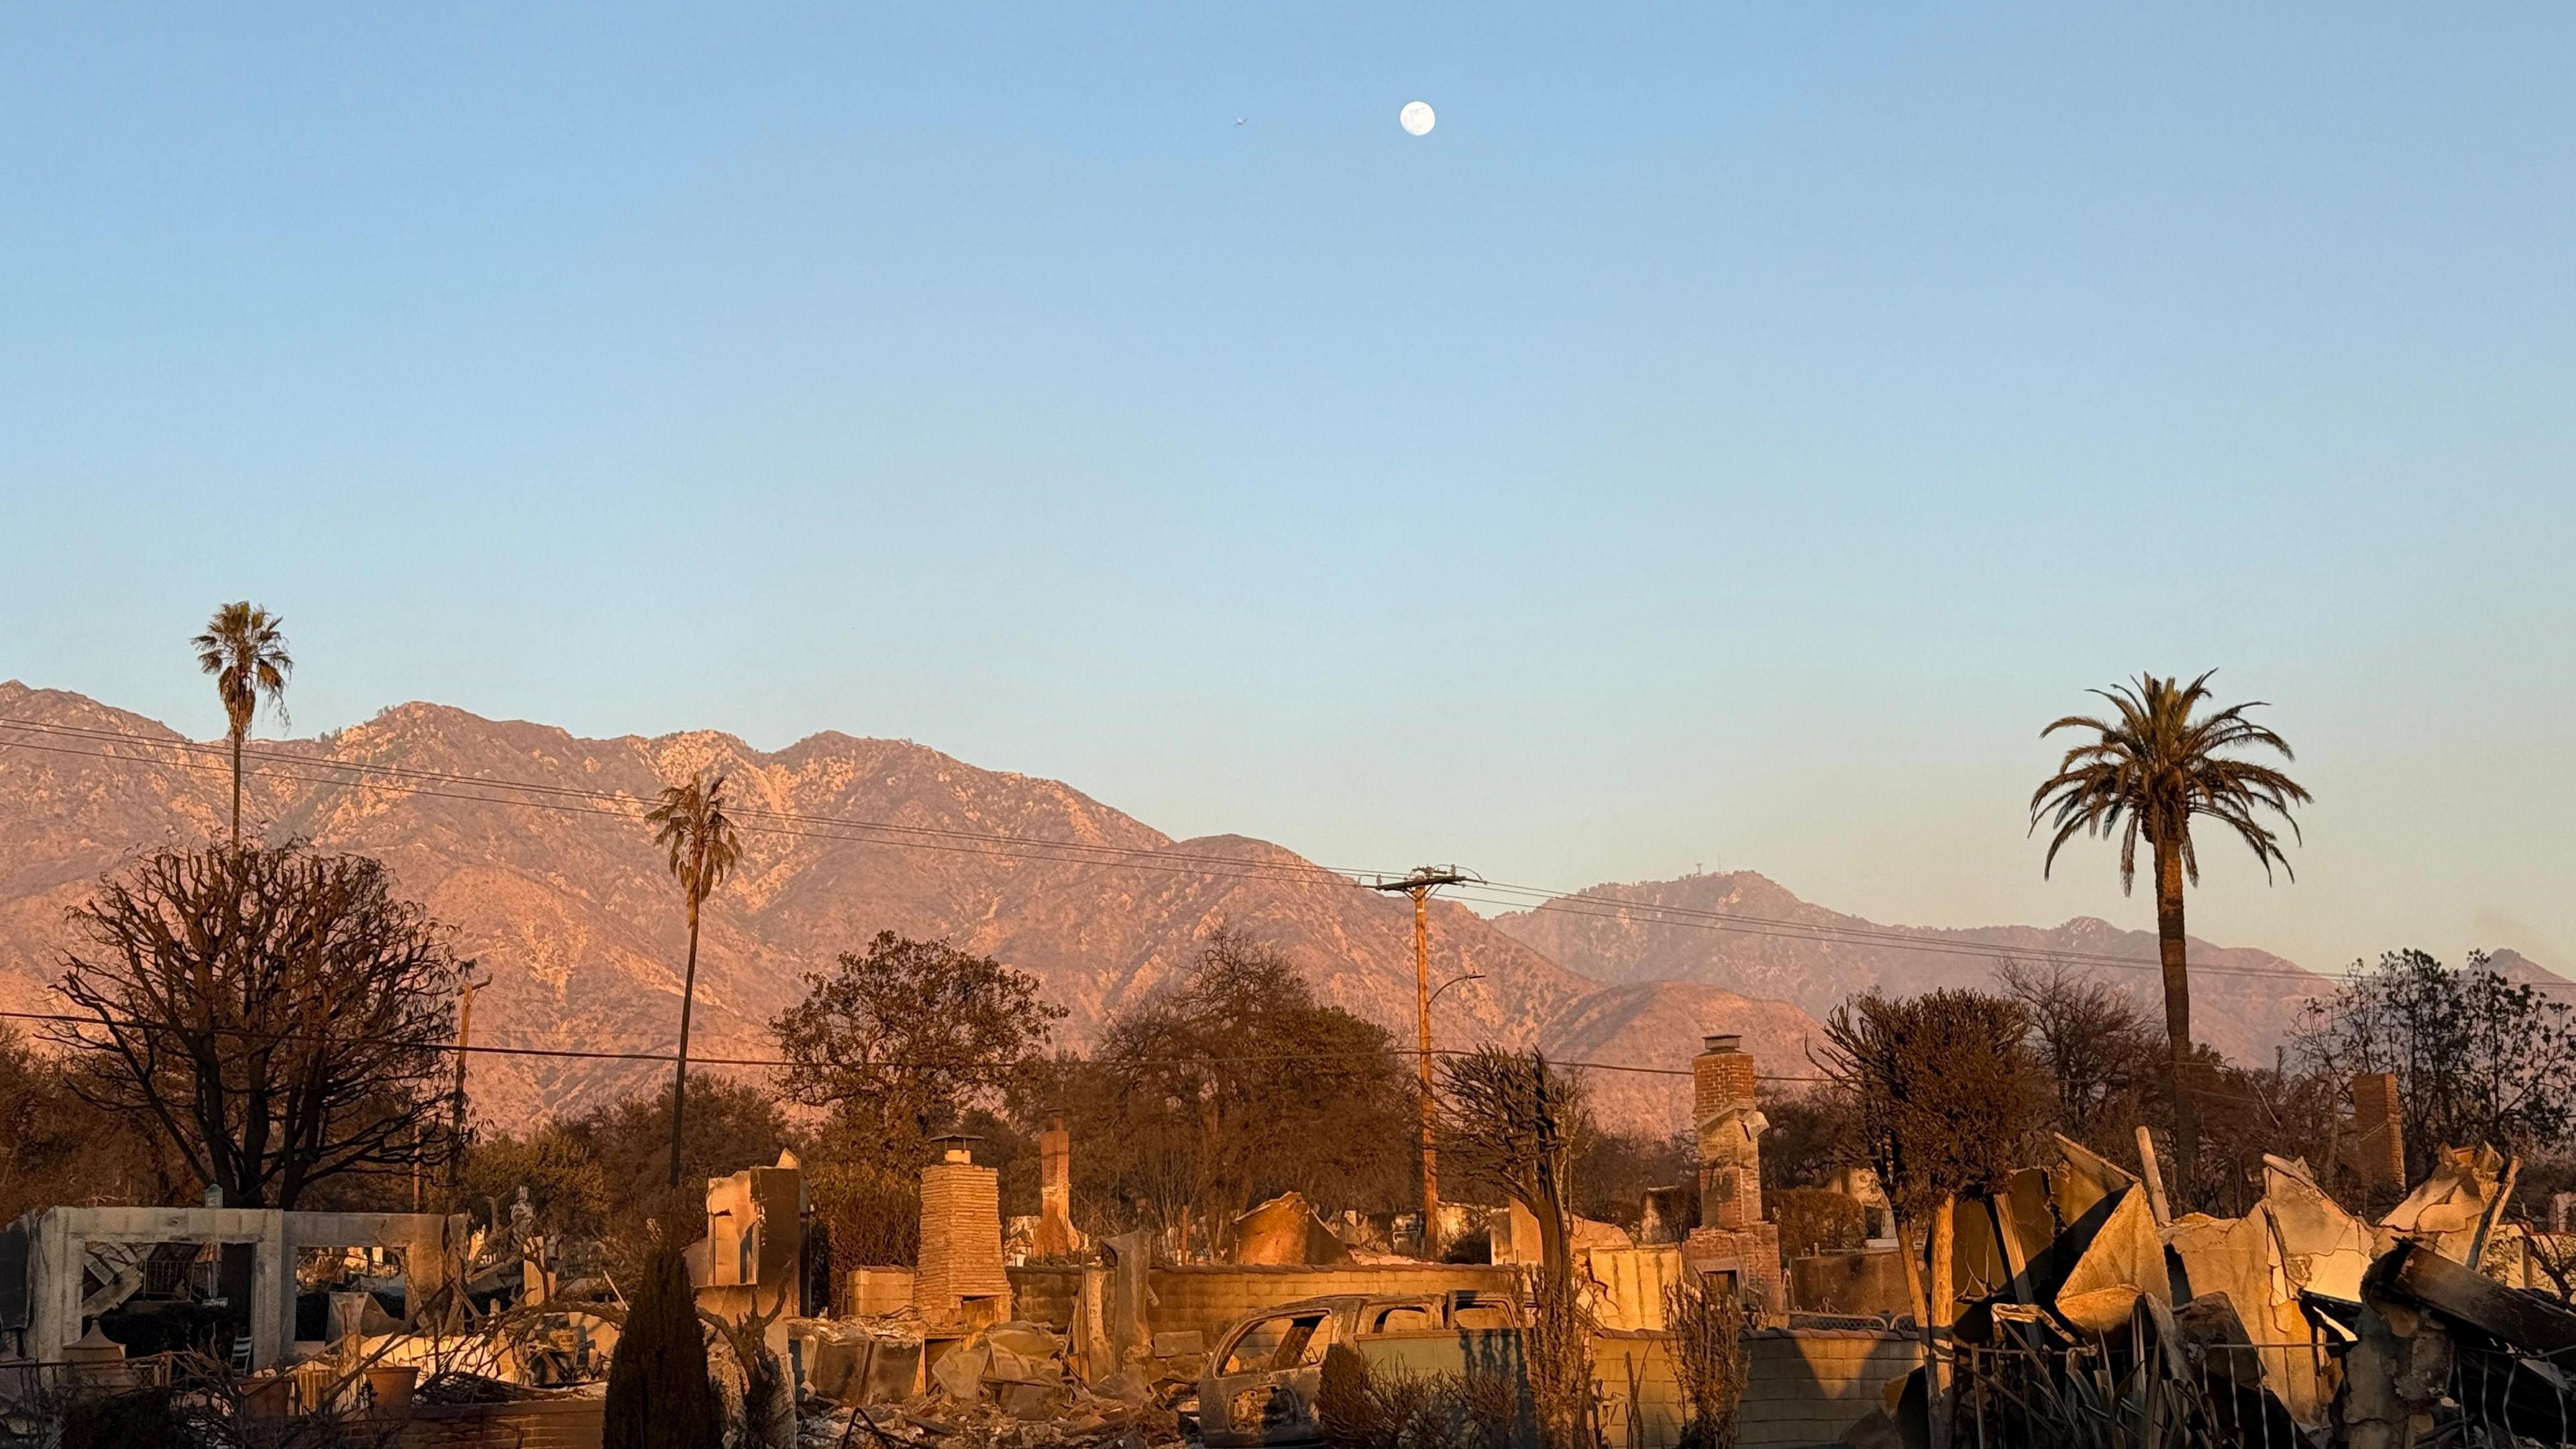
[1183,1290,1521,1449]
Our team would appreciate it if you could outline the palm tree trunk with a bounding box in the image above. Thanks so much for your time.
[2152,840,2198,1206]
[229,731,244,851]
[667,894,700,1189]
[1926,1194,1956,1449]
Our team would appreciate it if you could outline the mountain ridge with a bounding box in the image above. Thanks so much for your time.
[1487,869,2329,1067]
[0,683,1812,1132]
[1,682,2375,1134]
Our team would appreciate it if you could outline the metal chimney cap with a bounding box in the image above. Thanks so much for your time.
[1701,1034,1743,1054]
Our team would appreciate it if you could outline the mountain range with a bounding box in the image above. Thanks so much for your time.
[0,682,2383,1134]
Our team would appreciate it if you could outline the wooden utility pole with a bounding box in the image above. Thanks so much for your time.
[447,977,477,1203]
[1368,865,1479,1258]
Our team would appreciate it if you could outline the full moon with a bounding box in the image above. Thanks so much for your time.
[1399,101,1436,136]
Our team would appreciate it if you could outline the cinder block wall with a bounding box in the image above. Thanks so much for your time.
[1006,1265,1083,1330]
[845,1268,917,1318]
[389,1398,604,1449]
[1737,1330,1915,1448]
[1596,1328,1914,1449]
[1144,1264,1523,1343]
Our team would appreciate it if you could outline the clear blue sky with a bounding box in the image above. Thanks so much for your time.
[4,5,2571,977]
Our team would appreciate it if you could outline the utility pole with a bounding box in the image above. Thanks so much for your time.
[447,977,477,1205]
[1368,865,1481,1258]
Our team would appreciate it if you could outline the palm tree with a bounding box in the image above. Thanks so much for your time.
[2030,672,2310,1200]
[645,770,743,1188]
[191,602,293,851]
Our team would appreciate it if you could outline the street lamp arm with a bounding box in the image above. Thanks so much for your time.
[1427,972,1485,1008]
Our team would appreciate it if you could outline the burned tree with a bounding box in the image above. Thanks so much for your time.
[1821,990,2048,1222]
[1440,1047,1593,1449]
[50,845,471,1209]
[1045,927,1417,1244]
[1821,988,2048,1444]
[771,930,1061,1163]
[773,930,1060,1279]
[2296,948,2576,1183]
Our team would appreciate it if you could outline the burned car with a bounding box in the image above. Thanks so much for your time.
[1184,1290,1521,1448]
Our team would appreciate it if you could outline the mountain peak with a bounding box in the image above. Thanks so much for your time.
[1492,871,2322,1066]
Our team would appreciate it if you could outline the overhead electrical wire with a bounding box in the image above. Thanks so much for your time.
[0,1007,1837,1082]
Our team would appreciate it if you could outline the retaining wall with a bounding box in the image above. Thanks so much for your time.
[1595,1328,1914,1449]
[386,1396,604,1449]
[1144,1263,1522,1344]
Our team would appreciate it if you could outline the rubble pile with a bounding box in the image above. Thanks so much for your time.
[794,1320,1183,1449]
[1920,1137,2576,1448]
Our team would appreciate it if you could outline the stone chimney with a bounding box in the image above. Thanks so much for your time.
[1036,1117,1075,1256]
[1695,1034,1762,1230]
[914,1139,1012,1329]
[2351,1073,2405,1193]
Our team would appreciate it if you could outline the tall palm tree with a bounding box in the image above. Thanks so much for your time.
[191,602,293,851]
[645,770,743,1189]
[2030,672,2310,1199]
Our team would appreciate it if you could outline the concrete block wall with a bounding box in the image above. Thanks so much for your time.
[1144,1263,1521,1343]
[1006,1265,1083,1330]
[1594,1332,1686,1449]
[1737,1330,1914,1448]
[388,1397,604,1449]
[846,1268,916,1319]
[1595,1328,1913,1449]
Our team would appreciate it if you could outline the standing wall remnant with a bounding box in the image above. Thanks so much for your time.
[1036,1119,1077,1258]
[2350,1073,2406,1194]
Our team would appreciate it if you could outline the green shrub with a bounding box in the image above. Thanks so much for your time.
[603,1242,720,1449]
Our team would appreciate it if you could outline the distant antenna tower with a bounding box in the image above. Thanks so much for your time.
[1366,865,1483,1254]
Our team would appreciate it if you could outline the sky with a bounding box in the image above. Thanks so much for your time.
[3,5,2571,977]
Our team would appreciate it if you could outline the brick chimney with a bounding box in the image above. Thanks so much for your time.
[1695,1034,1762,1230]
[1681,1032,1783,1313]
[914,1139,1012,1329]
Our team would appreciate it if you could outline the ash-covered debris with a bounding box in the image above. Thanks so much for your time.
[797,1320,1182,1449]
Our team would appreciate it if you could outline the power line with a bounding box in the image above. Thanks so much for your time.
[1,1007,1828,1081]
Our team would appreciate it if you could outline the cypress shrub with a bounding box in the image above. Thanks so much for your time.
[604,1242,721,1449]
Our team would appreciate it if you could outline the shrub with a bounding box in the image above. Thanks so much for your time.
[1772,1186,1866,1260]
[1664,1283,1747,1449]
[603,1242,721,1449]
[1316,1343,1521,1449]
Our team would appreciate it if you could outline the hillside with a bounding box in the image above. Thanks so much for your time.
[0,683,1810,1133]
[5,684,2375,1137]
[1487,869,2329,1068]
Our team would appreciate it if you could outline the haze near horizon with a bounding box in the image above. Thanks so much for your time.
[3,5,2570,977]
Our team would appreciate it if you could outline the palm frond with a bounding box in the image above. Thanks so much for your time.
[646,771,745,904]
[2027,670,2308,888]
[193,601,293,737]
